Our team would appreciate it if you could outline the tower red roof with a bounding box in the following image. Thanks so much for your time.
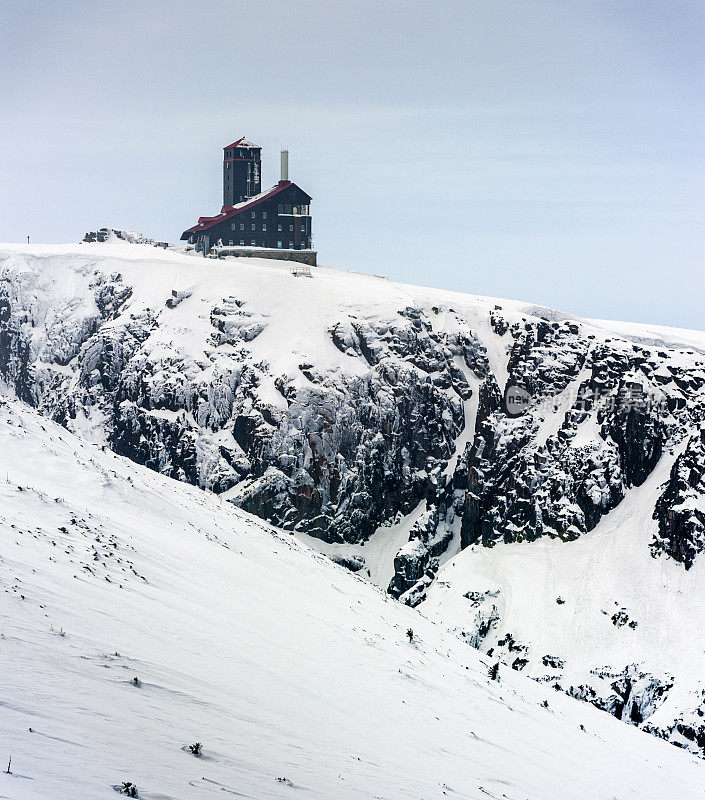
[224,138,259,149]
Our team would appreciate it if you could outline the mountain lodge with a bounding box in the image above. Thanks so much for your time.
[180,138,316,266]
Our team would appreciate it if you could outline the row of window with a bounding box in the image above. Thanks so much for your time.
[227,210,268,219]
[277,204,309,215]
[226,240,309,249]
[224,149,259,159]
[225,208,310,221]
[231,222,306,232]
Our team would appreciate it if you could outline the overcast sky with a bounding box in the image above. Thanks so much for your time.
[1,0,703,328]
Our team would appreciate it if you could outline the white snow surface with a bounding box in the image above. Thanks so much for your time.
[420,439,705,748]
[4,240,703,395]
[3,240,705,792]
[1,397,704,799]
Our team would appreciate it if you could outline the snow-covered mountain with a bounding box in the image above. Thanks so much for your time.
[1,396,704,799]
[1,237,704,760]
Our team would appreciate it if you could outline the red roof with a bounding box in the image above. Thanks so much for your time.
[223,138,259,149]
[181,181,294,238]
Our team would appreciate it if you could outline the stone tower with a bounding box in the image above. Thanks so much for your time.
[223,138,261,206]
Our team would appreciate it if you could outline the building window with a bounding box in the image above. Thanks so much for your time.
[262,211,267,219]
[277,224,282,232]
[262,241,266,247]
[231,223,236,230]
[288,224,293,232]
[277,241,282,248]
[228,240,233,246]
[262,223,267,231]
[251,240,256,246]
[251,223,255,230]
[251,211,255,218]
[289,241,294,249]
[240,240,244,245]
[239,223,244,230]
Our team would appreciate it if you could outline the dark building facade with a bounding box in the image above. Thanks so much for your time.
[223,138,261,205]
[181,138,315,264]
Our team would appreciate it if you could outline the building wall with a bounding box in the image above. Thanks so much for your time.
[200,184,313,251]
[216,247,317,267]
[223,146,262,206]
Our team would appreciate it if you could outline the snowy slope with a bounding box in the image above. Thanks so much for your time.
[3,398,705,799]
[2,238,705,761]
[420,443,705,752]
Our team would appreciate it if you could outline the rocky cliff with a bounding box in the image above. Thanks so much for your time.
[2,239,704,754]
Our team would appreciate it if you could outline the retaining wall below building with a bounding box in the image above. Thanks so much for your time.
[214,246,317,267]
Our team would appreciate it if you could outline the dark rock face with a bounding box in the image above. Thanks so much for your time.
[601,380,664,488]
[0,278,37,405]
[221,308,489,543]
[330,554,365,572]
[568,665,673,727]
[542,655,564,669]
[388,506,450,603]
[652,427,705,568]
[2,256,705,581]
[4,250,705,758]
[455,316,705,557]
[0,259,486,546]
[504,318,590,399]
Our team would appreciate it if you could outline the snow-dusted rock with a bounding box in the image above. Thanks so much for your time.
[3,397,704,798]
[2,239,705,757]
[652,425,705,568]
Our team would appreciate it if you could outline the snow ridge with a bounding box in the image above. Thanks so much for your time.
[4,398,705,798]
[1,239,705,758]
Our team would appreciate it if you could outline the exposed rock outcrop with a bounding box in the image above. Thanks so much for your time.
[652,426,705,568]
[2,243,705,758]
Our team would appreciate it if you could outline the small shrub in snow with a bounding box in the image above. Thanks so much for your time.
[188,742,203,756]
[116,781,138,797]
[488,662,500,681]
[131,677,141,687]
[406,628,414,643]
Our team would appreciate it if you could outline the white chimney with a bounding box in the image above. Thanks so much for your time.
[280,149,289,182]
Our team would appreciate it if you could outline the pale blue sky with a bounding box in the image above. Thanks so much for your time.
[1,0,703,328]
